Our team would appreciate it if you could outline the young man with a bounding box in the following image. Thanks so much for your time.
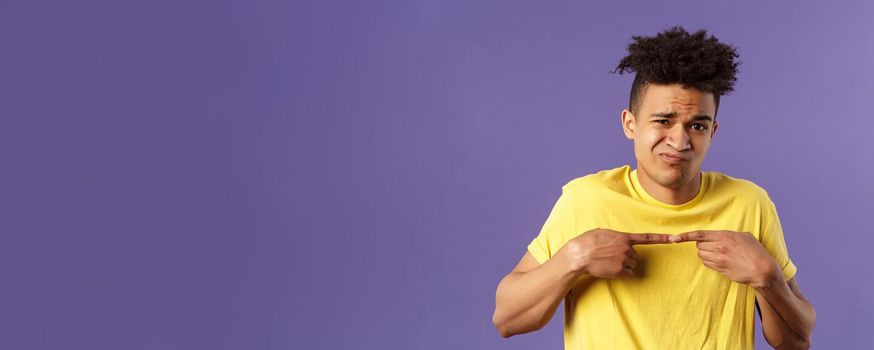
[492,26,816,349]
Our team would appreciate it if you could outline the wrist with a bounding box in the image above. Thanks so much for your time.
[557,244,589,277]
[752,257,782,289]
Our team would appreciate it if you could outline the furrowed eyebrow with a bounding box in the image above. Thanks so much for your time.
[650,112,713,122]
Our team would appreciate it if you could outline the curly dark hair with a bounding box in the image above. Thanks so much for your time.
[612,26,740,119]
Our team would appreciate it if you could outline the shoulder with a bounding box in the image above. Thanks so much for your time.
[561,165,631,194]
[706,170,774,206]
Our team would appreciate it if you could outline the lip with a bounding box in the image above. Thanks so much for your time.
[659,153,688,165]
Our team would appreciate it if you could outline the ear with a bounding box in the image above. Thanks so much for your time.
[621,109,636,140]
[710,119,718,141]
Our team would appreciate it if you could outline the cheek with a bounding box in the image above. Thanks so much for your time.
[637,131,663,152]
[692,136,711,152]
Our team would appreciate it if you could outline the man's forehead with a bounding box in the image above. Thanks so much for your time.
[650,110,713,121]
[652,103,711,115]
[648,107,715,120]
[645,90,713,104]
[641,85,716,115]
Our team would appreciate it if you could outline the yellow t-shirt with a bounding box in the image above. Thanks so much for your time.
[527,165,797,350]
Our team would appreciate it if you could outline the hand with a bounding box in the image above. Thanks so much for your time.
[674,230,780,288]
[558,228,674,278]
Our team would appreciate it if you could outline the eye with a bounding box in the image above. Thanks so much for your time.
[652,120,669,125]
[691,123,708,131]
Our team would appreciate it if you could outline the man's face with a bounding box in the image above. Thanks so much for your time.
[621,83,719,189]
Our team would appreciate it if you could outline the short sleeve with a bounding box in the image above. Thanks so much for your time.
[527,186,577,264]
[760,197,797,281]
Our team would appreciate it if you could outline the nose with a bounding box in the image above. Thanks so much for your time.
[665,124,691,152]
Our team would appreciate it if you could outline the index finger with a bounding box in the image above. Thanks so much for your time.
[675,230,719,243]
[627,233,674,245]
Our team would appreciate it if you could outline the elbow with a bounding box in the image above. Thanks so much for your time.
[492,309,538,338]
[800,339,812,350]
[492,315,510,338]
[492,311,513,338]
[790,335,812,350]
[493,322,526,339]
[794,303,817,349]
[791,338,812,350]
[798,326,814,349]
[798,325,814,350]
[772,340,809,350]
[496,326,512,339]
[779,303,817,349]
[773,333,812,350]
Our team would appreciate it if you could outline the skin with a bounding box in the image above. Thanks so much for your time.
[672,230,817,349]
[492,228,674,337]
[620,82,718,205]
[492,83,816,349]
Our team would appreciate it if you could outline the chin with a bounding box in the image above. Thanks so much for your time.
[654,167,689,188]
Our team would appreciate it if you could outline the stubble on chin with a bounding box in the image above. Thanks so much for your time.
[655,166,690,189]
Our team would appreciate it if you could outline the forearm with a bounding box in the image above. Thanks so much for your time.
[492,255,582,337]
[754,269,816,349]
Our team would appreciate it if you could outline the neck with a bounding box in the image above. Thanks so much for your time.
[635,165,701,205]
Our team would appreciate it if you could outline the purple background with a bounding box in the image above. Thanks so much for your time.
[3,0,872,349]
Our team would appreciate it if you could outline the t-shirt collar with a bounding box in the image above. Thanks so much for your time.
[628,166,707,210]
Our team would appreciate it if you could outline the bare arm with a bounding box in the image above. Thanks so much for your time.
[674,230,816,349]
[492,230,673,338]
[491,251,580,338]
[755,275,817,349]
